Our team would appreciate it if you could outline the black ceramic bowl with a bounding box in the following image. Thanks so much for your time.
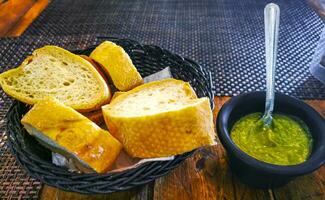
[216,91,325,188]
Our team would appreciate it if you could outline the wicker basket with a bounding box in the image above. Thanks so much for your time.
[6,38,214,194]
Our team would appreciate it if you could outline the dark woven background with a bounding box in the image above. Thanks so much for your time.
[23,0,325,98]
[1,0,325,199]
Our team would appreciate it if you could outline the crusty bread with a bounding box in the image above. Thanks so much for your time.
[79,55,110,85]
[0,46,111,112]
[111,91,125,101]
[90,41,143,91]
[82,109,104,125]
[102,78,215,158]
[21,98,122,173]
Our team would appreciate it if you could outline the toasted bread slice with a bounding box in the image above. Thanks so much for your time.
[21,98,122,173]
[90,41,143,91]
[102,78,215,158]
[0,46,111,112]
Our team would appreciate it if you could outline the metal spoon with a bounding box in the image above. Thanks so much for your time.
[262,3,280,126]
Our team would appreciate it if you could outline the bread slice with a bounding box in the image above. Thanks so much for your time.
[79,55,110,85]
[82,109,104,125]
[90,41,143,91]
[0,46,111,112]
[21,98,122,173]
[102,78,215,158]
[111,91,125,101]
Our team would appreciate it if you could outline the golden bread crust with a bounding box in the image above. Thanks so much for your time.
[102,79,215,158]
[21,98,122,173]
[90,41,143,91]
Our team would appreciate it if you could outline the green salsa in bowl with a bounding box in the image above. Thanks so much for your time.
[231,113,313,166]
[216,92,325,188]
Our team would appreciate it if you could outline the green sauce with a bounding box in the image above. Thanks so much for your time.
[231,113,313,165]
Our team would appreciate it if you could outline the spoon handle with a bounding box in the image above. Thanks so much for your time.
[263,3,280,125]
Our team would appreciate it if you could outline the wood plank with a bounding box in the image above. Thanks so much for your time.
[272,171,325,200]
[6,0,50,37]
[0,0,35,36]
[154,144,237,200]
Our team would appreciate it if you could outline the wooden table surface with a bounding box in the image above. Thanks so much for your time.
[0,0,49,37]
[0,1,324,199]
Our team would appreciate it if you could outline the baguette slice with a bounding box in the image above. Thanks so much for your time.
[79,55,110,85]
[102,78,215,158]
[90,41,143,91]
[83,109,104,125]
[111,91,125,101]
[0,46,111,112]
[21,98,122,173]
